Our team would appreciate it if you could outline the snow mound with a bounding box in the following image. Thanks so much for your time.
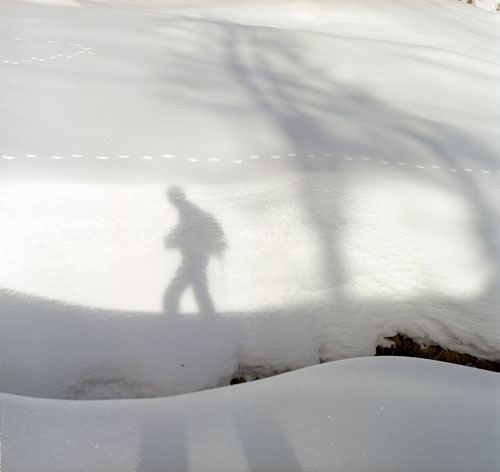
[2,357,499,472]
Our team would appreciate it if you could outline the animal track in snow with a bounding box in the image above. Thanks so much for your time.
[1,152,497,179]
[2,37,95,66]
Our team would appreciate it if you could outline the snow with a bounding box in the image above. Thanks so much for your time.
[1,0,500,468]
[2,357,500,472]
[2,0,500,400]
[469,0,500,12]
[2,176,500,399]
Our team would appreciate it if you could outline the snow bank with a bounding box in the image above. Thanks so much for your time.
[2,176,500,399]
[2,357,499,472]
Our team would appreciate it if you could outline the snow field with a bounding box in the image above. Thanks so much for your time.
[1,0,500,470]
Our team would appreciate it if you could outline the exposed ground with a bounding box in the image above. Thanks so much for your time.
[376,334,500,373]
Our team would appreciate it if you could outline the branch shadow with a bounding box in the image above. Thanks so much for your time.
[152,14,500,297]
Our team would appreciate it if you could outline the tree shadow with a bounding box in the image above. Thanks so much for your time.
[152,15,500,300]
[163,185,227,316]
[136,414,188,472]
[234,409,304,472]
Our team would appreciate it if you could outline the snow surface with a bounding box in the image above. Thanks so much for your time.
[2,357,500,472]
[1,1,500,470]
[1,0,500,400]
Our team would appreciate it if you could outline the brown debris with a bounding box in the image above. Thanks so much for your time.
[376,334,500,373]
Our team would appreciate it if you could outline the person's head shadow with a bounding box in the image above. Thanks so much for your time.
[163,186,227,317]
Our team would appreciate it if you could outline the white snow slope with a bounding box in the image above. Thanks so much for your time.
[2,357,500,472]
[1,0,500,398]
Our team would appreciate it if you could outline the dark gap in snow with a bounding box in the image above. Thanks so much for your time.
[376,334,500,373]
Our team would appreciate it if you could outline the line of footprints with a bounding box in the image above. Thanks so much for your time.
[1,152,498,176]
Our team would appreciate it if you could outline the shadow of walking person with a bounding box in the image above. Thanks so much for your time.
[163,186,227,316]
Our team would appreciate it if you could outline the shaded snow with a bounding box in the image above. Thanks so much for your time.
[2,357,500,472]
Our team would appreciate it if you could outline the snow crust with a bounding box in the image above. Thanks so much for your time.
[2,357,500,472]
